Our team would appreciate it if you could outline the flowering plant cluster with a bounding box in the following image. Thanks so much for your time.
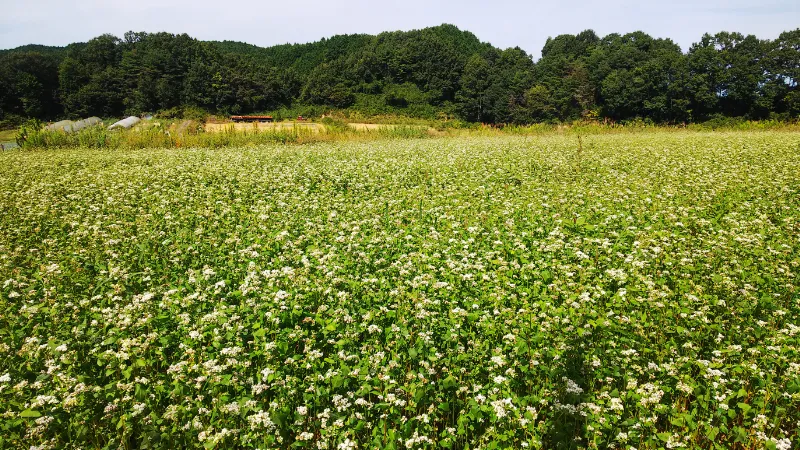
[0,132,798,449]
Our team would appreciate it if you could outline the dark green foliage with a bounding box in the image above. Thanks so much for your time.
[0,25,798,126]
[301,60,357,108]
[458,47,537,123]
[532,31,600,121]
[764,29,800,117]
[687,32,771,120]
[457,54,492,122]
[0,52,62,120]
[588,33,690,121]
[58,34,124,118]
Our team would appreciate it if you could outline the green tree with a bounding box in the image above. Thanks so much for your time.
[764,29,800,117]
[687,32,769,119]
[1,24,797,124]
[521,85,556,122]
[0,52,61,121]
[456,54,491,122]
[58,34,124,117]
[300,61,356,108]
[534,30,600,121]
[587,32,686,121]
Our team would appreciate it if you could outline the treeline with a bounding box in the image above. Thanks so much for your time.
[0,24,798,126]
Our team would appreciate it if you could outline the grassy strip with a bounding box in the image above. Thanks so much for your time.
[0,129,17,142]
[12,119,800,150]
[16,123,431,150]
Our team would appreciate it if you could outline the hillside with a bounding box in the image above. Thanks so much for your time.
[0,25,797,126]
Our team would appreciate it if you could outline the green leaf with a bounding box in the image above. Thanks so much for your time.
[737,403,751,414]
[737,388,747,398]
[540,270,552,283]
[20,409,41,418]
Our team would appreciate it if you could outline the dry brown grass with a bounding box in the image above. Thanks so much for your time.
[203,121,437,134]
[204,122,325,133]
[346,123,435,132]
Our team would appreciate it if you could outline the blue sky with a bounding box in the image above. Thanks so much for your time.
[1,0,797,58]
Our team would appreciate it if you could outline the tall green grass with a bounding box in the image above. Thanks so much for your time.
[16,122,435,150]
[18,126,309,150]
[14,118,799,150]
[457,119,800,136]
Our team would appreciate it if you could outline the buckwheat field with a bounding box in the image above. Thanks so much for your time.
[0,132,798,449]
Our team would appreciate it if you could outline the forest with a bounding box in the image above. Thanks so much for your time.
[0,24,798,126]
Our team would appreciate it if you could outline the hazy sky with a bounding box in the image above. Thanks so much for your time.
[1,0,797,58]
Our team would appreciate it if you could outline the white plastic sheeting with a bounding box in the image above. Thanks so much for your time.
[45,120,74,132]
[108,116,141,130]
[44,117,102,133]
[70,117,102,132]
